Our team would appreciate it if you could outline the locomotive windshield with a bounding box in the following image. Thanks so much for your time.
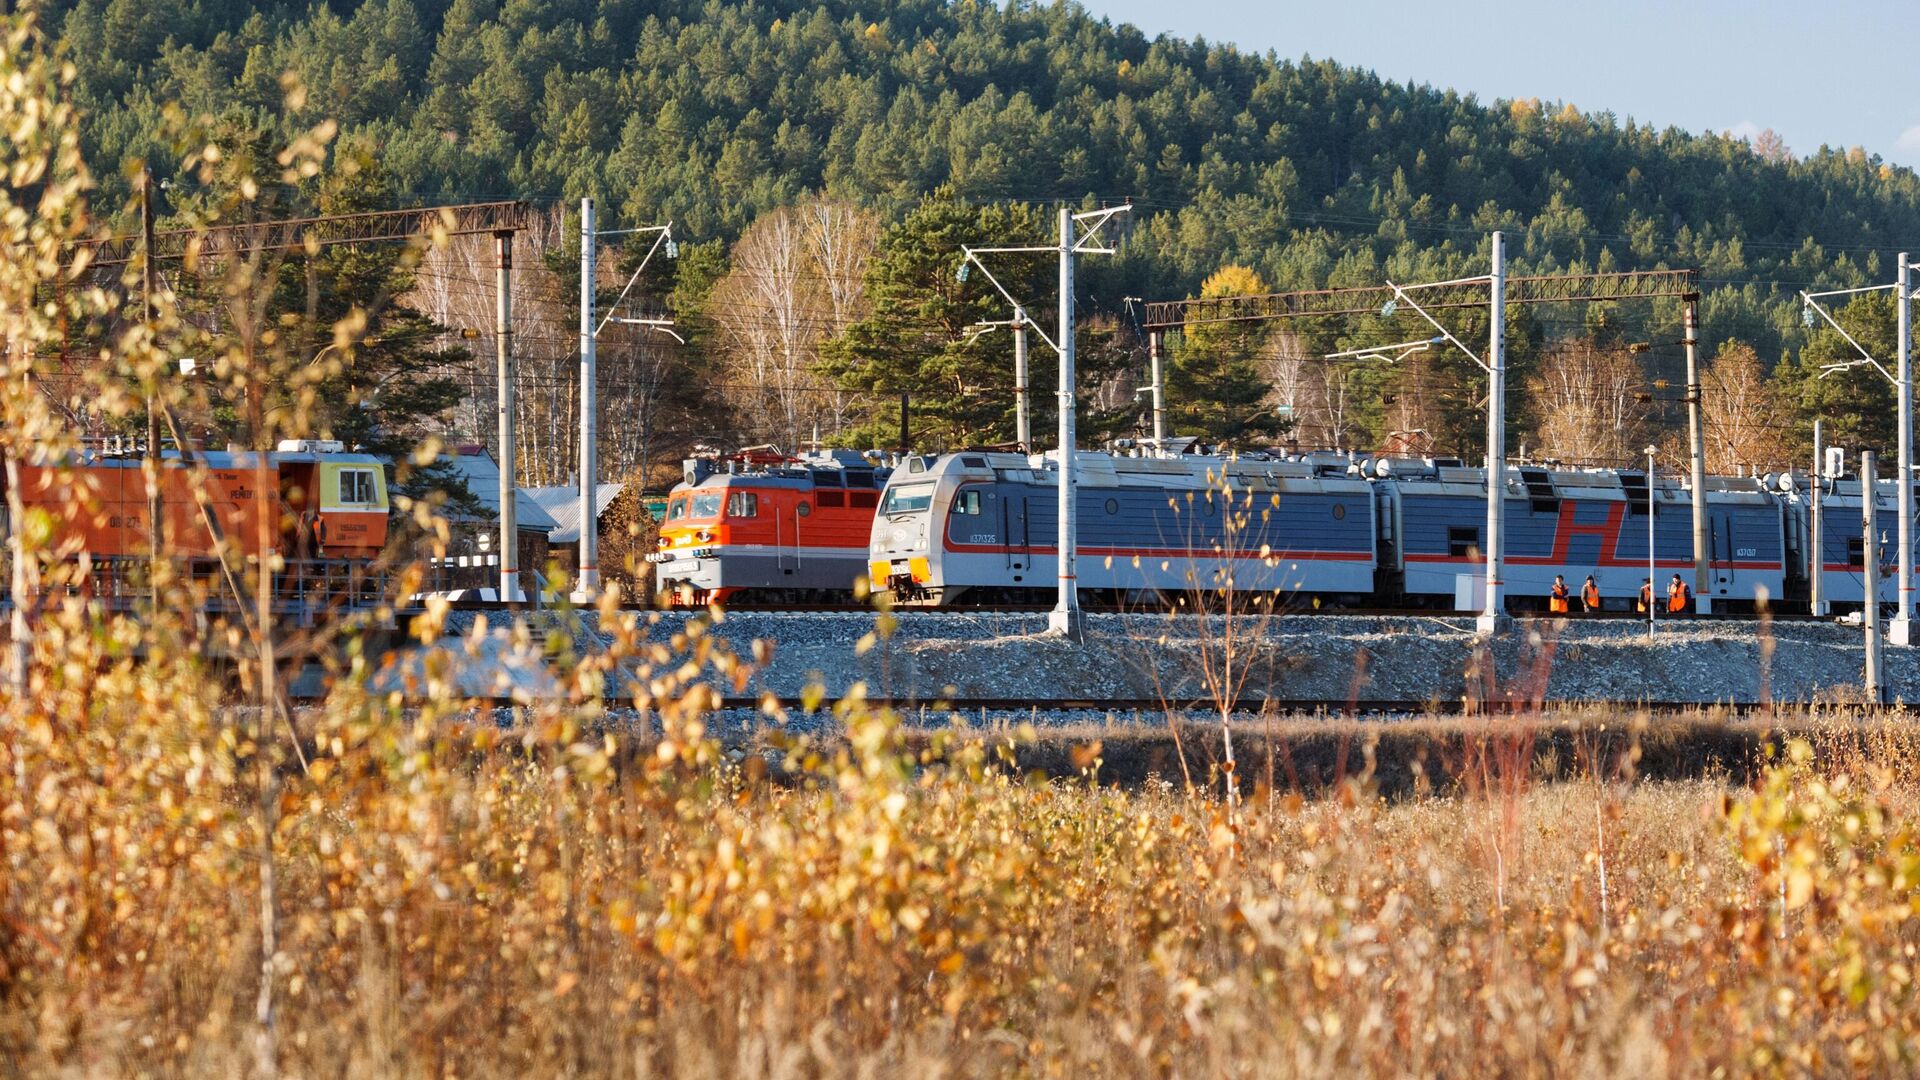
[880,483,935,516]
[689,492,724,519]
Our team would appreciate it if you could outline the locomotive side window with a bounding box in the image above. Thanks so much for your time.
[952,489,982,516]
[880,483,935,515]
[849,491,879,509]
[1448,527,1480,558]
[726,491,758,518]
[338,468,376,506]
[1848,536,1866,569]
[817,490,846,508]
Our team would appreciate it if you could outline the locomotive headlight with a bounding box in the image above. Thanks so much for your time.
[696,530,714,542]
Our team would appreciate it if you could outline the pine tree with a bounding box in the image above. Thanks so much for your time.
[821,189,1049,449]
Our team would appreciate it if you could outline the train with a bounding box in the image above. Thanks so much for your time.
[651,444,1912,614]
[649,448,892,605]
[869,449,1905,613]
[4,439,391,601]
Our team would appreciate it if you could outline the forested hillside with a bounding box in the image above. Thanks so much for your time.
[42,0,1920,465]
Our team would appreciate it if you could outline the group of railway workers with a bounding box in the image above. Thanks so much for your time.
[1546,573,1695,616]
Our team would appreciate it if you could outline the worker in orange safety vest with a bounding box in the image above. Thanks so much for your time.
[1581,575,1601,612]
[1549,575,1571,613]
[1667,573,1692,614]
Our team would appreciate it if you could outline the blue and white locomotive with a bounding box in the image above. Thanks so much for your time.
[870,449,1905,613]
[867,450,1375,607]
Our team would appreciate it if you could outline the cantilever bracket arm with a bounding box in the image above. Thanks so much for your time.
[1384,280,1489,372]
[595,224,674,339]
[959,248,1061,354]
[610,317,685,344]
[1324,336,1445,365]
[1801,289,1895,385]
[1070,204,1131,254]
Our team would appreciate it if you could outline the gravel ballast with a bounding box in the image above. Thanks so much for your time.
[384,609,1916,709]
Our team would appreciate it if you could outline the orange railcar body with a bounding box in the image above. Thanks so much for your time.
[10,450,389,562]
[14,457,278,560]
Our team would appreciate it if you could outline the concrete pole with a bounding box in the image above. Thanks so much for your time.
[1811,419,1827,617]
[575,197,600,600]
[1148,329,1167,449]
[1648,448,1658,643]
[1864,450,1885,702]
[142,169,163,602]
[1012,306,1031,451]
[1892,253,1914,644]
[1683,298,1711,615]
[1048,207,1083,641]
[495,231,520,604]
[1477,231,1507,635]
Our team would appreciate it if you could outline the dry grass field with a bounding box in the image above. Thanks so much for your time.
[7,610,1920,1078]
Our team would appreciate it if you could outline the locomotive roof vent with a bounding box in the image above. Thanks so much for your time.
[276,439,345,453]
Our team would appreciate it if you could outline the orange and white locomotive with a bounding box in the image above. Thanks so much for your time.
[649,449,891,605]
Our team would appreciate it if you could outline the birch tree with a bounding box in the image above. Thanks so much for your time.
[708,198,878,450]
[1525,338,1652,465]
[1700,342,1792,472]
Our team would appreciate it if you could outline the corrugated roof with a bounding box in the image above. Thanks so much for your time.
[439,449,560,532]
[523,483,623,544]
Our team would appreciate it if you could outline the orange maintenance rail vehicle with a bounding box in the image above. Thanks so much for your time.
[5,439,389,566]
[648,449,893,605]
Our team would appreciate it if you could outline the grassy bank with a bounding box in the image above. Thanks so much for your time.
[12,642,1920,1075]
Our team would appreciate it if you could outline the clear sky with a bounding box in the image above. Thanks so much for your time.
[1082,0,1920,168]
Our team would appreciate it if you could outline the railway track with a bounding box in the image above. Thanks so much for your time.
[420,694,1781,715]
[422,598,1839,622]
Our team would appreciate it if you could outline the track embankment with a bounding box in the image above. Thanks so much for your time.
[378,610,1911,709]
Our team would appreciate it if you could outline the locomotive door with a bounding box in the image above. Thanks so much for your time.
[784,496,805,577]
[774,494,796,576]
[1720,515,1735,595]
[1002,491,1029,577]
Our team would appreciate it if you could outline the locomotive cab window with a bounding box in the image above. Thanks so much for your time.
[726,491,758,518]
[880,484,935,516]
[952,489,982,516]
[666,496,688,521]
[1848,536,1866,569]
[1448,527,1481,558]
[338,468,377,506]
